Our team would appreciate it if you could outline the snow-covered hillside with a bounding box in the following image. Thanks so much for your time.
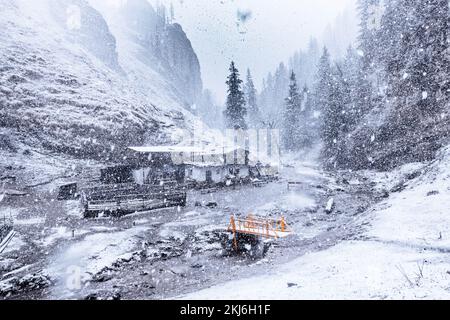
[182,146,450,300]
[0,0,203,163]
[90,0,203,106]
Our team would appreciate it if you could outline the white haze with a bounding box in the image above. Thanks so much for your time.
[150,0,358,102]
[13,0,358,103]
[91,0,357,102]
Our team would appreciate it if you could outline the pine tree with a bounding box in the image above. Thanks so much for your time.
[260,37,321,126]
[272,63,290,125]
[314,47,333,115]
[342,46,367,130]
[283,71,302,151]
[382,0,449,134]
[313,47,347,164]
[316,0,450,170]
[400,0,449,115]
[321,64,347,165]
[355,0,381,113]
[244,69,260,128]
[259,72,274,121]
[297,85,316,149]
[378,0,411,109]
[224,61,247,130]
[274,63,289,100]
[357,0,382,68]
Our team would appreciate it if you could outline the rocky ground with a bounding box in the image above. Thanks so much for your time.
[182,147,450,300]
[0,158,387,300]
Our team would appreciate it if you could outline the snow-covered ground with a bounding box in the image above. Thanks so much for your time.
[2,148,449,300]
[181,146,450,300]
[0,156,373,300]
[44,226,149,299]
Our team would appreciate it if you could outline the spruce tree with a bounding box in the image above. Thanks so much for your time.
[274,63,289,103]
[224,61,247,130]
[381,0,449,133]
[321,64,347,163]
[244,69,260,128]
[313,0,450,170]
[355,0,382,114]
[400,0,449,115]
[342,46,366,130]
[297,85,316,149]
[283,71,302,151]
[357,0,382,68]
[314,47,333,115]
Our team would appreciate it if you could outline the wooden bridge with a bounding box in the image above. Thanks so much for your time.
[227,214,293,251]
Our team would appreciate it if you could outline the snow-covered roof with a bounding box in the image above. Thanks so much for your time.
[129,145,245,155]
[129,146,204,153]
[129,145,279,167]
[183,161,225,168]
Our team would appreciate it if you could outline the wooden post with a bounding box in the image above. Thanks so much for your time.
[280,217,286,232]
[230,216,238,250]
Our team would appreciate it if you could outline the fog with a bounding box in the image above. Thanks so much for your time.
[150,0,358,102]
[94,0,357,102]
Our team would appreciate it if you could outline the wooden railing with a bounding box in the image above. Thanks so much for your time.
[227,214,293,250]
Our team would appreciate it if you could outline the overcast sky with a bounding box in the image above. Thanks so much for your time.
[152,0,357,102]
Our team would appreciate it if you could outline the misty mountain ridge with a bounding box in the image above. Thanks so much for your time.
[0,0,204,163]
[90,0,203,106]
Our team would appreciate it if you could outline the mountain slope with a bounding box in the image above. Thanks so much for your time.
[90,0,203,106]
[0,0,203,162]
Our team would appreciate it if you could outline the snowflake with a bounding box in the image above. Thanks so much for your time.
[422,91,428,100]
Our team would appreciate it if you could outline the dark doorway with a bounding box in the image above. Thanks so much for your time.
[206,170,213,184]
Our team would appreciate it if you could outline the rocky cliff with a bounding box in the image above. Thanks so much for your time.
[0,0,204,164]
